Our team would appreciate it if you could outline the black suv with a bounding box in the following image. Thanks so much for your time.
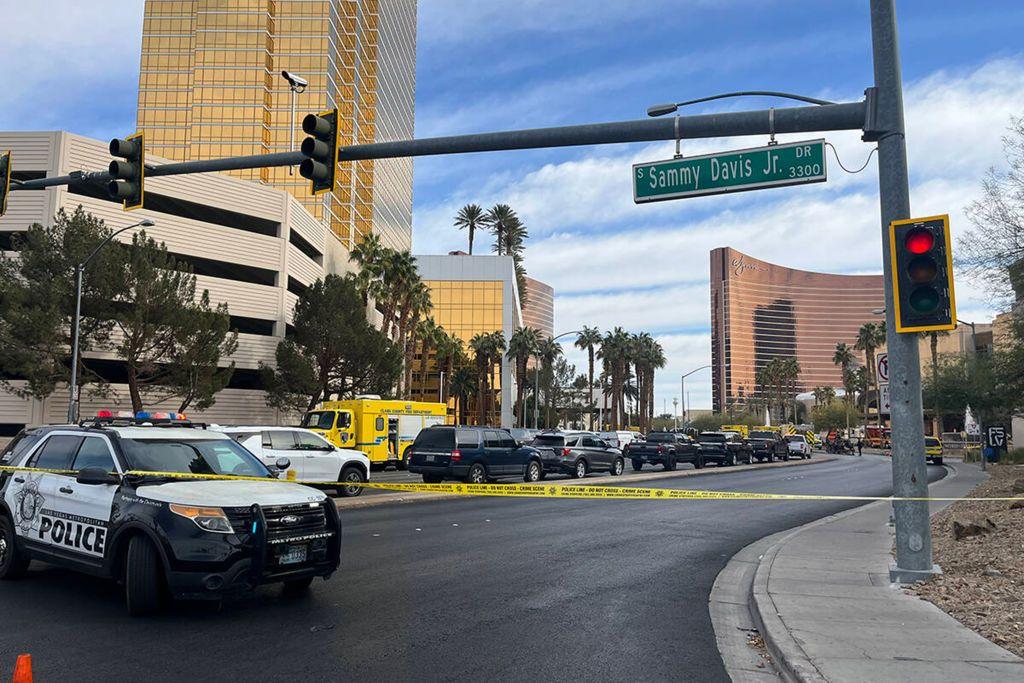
[0,419,341,616]
[407,426,544,483]
[530,431,625,478]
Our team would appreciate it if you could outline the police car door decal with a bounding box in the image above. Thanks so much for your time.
[41,436,119,558]
[7,473,49,539]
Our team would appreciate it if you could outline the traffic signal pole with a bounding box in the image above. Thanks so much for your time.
[9,102,867,194]
[869,0,935,581]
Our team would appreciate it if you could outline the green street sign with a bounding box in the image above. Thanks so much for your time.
[633,139,826,203]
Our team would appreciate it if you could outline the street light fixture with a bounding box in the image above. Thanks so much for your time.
[680,365,711,425]
[534,330,583,430]
[67,218,156,423]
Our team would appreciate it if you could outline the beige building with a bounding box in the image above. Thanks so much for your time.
[0,130,357,432]
[136,0,417,252]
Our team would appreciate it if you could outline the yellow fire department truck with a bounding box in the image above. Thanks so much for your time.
[302,396,448,469]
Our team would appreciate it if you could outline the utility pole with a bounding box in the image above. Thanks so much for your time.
[869,0,936,582]
[673,398,679,430]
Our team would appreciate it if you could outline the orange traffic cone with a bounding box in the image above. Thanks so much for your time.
[12,654,32,683]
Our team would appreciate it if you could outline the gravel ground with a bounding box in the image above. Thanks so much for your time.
[911,464,1024,657]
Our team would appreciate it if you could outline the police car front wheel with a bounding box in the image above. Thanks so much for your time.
[0,516,30,580]
[125,535,165,617]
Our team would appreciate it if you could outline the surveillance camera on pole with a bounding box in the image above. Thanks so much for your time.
[281,70,308,91]
[300,109,339,194]
[107,133,145,210]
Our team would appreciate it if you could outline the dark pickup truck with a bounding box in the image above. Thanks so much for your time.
[624,432,701,471]
[747,430,790,462]
[696,432,753,466]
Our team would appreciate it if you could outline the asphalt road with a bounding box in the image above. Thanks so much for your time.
[0,454,943,682]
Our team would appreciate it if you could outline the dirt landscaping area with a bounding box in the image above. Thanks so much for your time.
[911,464,1024,657]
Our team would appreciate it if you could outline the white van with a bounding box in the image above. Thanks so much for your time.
[599,430,641,450]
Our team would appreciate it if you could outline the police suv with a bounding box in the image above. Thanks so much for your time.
[0,413,341,616]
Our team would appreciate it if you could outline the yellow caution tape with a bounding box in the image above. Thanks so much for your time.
[3,465,1022,502]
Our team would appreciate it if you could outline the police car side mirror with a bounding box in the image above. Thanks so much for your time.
[76,467,119,486]
[275,457,291,471]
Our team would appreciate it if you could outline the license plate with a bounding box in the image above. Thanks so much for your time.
[279,545,307,565]
[425,455,436,462]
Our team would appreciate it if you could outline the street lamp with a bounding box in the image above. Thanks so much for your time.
[681,365,711,424]
[534,330,583,430]
[281,71,308,175]
[67,218,156,423]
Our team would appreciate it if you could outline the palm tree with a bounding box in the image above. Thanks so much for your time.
[380,249,417,338]
[348,232,386,301]
[855,322,886,424]
[598,327,630,429]
[469,333,491,425]
[537,336,563,428]
[833,342,858,419]
[812,386,836,406]
[574,326,602,428]
[487,331,507,425]
[508,327,541,427]
[434,332,465,408]
[484,204,517,256]
[450,366,476,425]
[397,280,433,397]
[646,339,666,431]
[414,318,444,400]
[454,204,485,255]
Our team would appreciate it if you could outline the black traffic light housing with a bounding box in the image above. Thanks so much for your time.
[108,133,145,210]
[299,108,339,195]
[889,214,956,333]
[0,151,10,217]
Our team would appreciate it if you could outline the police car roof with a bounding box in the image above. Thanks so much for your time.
[105,426,232,440]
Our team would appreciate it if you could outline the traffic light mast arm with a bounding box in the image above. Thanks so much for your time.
[8,99,869,193]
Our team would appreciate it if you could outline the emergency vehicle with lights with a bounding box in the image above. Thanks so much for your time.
[0,411,341,616]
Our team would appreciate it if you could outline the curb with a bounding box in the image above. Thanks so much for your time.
[335,453,840,510]
[748,462,958,683]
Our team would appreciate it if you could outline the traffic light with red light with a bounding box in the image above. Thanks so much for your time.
[889,214,956,333]
[108,133,145,210]
[0,151,10,217]
[299,108,339,195]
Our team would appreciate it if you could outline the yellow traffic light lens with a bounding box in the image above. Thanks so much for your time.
[907,255,937,283]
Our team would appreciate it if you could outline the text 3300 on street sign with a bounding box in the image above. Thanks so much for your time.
[633,139,827,203]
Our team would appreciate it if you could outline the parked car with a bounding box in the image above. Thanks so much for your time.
[785,434,813,459]
[924,437,943,465]
[509,428,540,445]
[407,426,544,483]
[696,432,753,466]
[531,431,624,478]
[624,432,701,471]
[599,430,641,450]
[747,430,789,462]
[214,426,370,497]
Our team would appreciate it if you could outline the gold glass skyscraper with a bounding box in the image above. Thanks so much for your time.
[136,0,416,250]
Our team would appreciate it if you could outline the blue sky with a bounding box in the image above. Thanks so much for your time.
[1,1,1023,413]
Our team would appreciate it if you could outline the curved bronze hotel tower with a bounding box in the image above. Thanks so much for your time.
[710,247,885,413]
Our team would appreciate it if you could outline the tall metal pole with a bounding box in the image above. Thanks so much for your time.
[870,0,935,581]
[681,375,685,424]
[289,87,296,176]
[66,265,84,423]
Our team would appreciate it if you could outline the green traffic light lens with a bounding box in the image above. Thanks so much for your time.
[909,286,941,313]
[907,255,937,283]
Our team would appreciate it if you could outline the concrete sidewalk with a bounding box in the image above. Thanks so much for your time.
[751,461,1024,682]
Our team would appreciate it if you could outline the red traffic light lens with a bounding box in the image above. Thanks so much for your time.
[904,228,935,254]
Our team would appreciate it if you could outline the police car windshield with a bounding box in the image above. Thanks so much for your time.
[119,438,273,478]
